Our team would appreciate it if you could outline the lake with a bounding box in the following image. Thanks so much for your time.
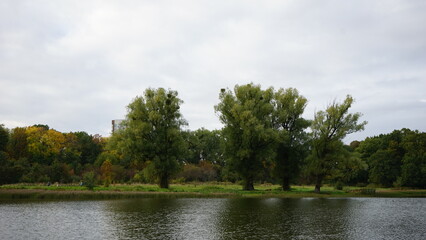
[1,198,425,239]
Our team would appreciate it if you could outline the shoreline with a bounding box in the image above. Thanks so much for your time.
[1,187,425,200]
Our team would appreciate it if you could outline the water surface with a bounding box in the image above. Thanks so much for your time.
[1,198,425,239]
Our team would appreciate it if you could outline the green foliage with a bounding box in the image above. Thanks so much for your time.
[182,128,225,165]
[141,161,157,183]
[0,124,105,185]
[32,124,49,130]
[0,124,9,152]
[400,131,426,188]
[74,132,103,165]
[100,160,113,186]
[49,160,72,183]
[215,83,275,190]
[271,88,310,190]
[2,86,425,190]
[330,150,368,185]
[357,129,416,187]
[368,149,400,187]
[334,181,344,190]
[7,127,28,160]
[119,88,187,188]
[95,148,121,167]
[20,163,50,183]
[305,95,367,193]
[220,164,240,183]
[83,171,97,190]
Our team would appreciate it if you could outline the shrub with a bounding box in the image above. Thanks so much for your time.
[83,171,96,190]
[335,181,344,190]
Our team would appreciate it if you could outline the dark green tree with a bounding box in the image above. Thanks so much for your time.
[182,128,225,165]
[329,146,367,187]
[0,124,14,184]
[359,129,407,187]
[181,130,201,164]
[400,130,426,188]
[272,88,310,190]
[305,95,367,193]
[74,131,103,165]
[32,124,49,130]
[0,124,8,152]
[6,127,28,160]
[215,83,275,190]
[121,88,187,188]
[368,149,400,187]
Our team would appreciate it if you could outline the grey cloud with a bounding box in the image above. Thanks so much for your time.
[0,0,425,141]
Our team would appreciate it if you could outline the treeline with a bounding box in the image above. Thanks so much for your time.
[0,84,425,191]
[355,128,426,188]
[0,124,105,184]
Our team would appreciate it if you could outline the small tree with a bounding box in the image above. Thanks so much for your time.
[83,171,96,190]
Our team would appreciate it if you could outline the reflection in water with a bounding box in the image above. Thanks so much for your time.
[0,198,425,239]
[218,198,355,239]
[106,198,227,239]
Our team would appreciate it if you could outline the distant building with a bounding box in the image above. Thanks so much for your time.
[112,119,125,133]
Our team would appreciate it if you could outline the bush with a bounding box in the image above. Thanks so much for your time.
[83,171,96,190]
[335,181,344,190]
[177,162,219,182]
[179,164,202,182]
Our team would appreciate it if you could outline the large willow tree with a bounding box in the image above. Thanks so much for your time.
[121,88,186,188]
[306,95,367,193]
[272,88,310,191]
[215,83,275,190]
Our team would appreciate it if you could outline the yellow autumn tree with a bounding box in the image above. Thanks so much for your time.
[26,127,66,164]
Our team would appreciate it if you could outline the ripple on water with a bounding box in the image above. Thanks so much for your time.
[0,198,425,240]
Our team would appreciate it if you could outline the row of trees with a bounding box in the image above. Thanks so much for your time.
[212,84,364,191]
[0,124,104,184]
[1,84,425,191]
[356,128,426,188]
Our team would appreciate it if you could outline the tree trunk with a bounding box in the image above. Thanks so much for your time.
[314,175,322,193]
[282,176,291,191]
[159,173,169,189]
[243,178,254,191]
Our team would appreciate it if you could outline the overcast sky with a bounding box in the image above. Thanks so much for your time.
[1,0,425,143]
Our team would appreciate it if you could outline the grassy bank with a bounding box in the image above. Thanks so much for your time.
[1,183,425,200]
